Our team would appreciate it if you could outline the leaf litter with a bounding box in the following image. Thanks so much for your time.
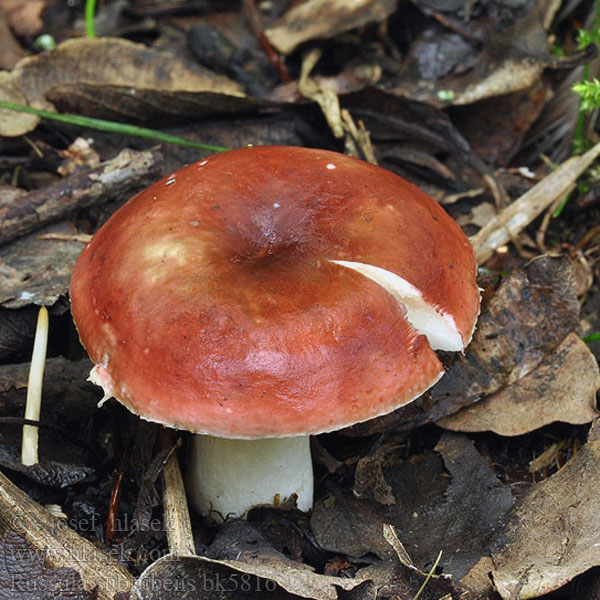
[0,1,600,599]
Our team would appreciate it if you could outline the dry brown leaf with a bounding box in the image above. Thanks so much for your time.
[438,333,600,436]
[0,71,39,135]
[491,438,600,598]
[132,554,367,600]
[452,59,543,106]
[0,37,247,137]
[266,0,397,55]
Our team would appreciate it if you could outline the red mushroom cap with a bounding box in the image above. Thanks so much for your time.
[70,146,479,438]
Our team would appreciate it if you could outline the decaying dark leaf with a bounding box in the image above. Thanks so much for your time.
[347,256,582,435]
[0,358,99,487]
[438,332,600,435]
[0,222,86,309]
[450,80,547,166]
[383,1,549,107]
[207,519,310,570]
[0,530,95,600]
[392,433,513,580]
[0,426,94,488]
[491,437,600,598]
[312,433,513,584]
[311,494,393,561]
[353,445,397,506]
[0,306,37,363]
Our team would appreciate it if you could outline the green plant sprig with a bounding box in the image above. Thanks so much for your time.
[0,100,230,153]
[573,78,600,114]
[572,12,600,155]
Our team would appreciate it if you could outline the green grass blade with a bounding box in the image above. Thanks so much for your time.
[583,332,600,343]
[0,100,230,153]
[552,194,570,218]
[85,0,97,37]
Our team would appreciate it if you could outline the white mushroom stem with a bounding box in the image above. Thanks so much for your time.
[186,435,313,522]
[21,306,49,467]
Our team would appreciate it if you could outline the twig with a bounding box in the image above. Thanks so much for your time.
[0,148,162,247]
[106,452,129,545]
[471,139,600,264]
[158,428,195,556]
[241,0,292,82]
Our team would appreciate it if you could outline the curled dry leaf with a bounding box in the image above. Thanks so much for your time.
[265,0,397,55]
[450,59,543,106]
[438,332,600,435]
[491,439,600,598]
[133,554,367,600]
[0,37,247,137]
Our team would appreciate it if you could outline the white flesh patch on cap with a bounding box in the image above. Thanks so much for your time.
[331,260,463,351]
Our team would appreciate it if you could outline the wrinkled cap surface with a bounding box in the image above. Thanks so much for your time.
[70,146,479,438]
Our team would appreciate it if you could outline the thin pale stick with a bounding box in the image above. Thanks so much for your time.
[158,428,196,556]
[471,140,600,264]
[21,305,49,466]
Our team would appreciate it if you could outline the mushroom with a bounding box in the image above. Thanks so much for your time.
[70,146,479,521]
